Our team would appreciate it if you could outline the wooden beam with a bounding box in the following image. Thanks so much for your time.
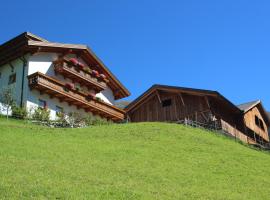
[178,93,185,106]
[156,90,162,104]
[205,96,210,109]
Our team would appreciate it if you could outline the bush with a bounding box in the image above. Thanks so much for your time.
[32,107,50,122]
[84,114,95,126]
[12,105,28,119]
[67,112,85,127]
[92,116,112,126]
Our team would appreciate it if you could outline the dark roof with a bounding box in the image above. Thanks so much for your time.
[126,84,241,113]
[0,32,130,99]
[237,100,260,112]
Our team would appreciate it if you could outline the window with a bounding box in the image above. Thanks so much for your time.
[162,99,172,107]
[56,106,64,117]
[8,73,16,85]
[38,99,47,109]
[255,115,265,131]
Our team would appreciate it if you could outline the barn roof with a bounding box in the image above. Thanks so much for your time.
[237,100,261,112]
[125,84,241,113]
[0,32,130,99]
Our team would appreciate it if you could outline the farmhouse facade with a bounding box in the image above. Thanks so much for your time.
[126,85,270,145]
[0,32,130,121]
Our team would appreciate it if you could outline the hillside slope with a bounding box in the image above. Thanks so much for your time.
[0,118,270,199]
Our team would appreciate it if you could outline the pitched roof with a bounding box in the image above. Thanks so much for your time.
[0,32,130,99]
[237,100,261,112]
[125,84,241,113]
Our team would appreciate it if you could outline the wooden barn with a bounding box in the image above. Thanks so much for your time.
[238,100,270,144]
[125,85,270,146]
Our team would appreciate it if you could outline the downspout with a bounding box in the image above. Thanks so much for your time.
[19,56,27,107]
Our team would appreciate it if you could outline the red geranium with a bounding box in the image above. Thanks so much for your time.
[69,58,79,66]
[100,74,107,79]
[86,92,96,101]
[78,62,85,70]
[92,70,100,77]
[65,83,74,90]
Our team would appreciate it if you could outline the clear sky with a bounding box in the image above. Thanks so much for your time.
[1,0,269,109]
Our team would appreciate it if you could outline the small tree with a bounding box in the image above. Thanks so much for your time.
[0,87,15,119]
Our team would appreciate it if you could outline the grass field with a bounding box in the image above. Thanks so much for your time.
[0,118,270,199]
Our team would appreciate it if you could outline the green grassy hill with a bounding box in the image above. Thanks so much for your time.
[0,118,270,200]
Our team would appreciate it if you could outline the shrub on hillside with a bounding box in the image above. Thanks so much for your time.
[12,105,28,119]
[32,107,50,122]
[92,116,112,126]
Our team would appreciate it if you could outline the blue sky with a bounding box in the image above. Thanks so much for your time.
[1,0,269,109]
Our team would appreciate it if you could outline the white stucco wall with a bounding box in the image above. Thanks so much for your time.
[96,87,115,105]
[0,57,29,115]
[0,52,116,119]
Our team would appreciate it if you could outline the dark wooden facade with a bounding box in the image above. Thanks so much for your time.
[126,85,270,145]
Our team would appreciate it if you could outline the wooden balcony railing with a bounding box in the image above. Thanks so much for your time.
[28,72,125,121]
[54,59,107,92]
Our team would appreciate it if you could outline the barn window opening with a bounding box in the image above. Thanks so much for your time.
[255,115,265,131]
[162,99,172,107]
[8,73,16,85]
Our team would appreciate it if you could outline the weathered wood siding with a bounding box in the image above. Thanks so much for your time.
[243,106,269,142]
[221,119,256,144]
[128,91,211,122]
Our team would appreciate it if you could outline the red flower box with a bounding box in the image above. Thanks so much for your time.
[92,70,100,77]
[65,83,74,90]
[100,74,107,80]
[77,64,84,71]
[86,93,96,101]
[77,62,85,70]
[69,58,79,66]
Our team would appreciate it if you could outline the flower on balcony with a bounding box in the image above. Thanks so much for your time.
[100,74,106,79]
[75,85,81,92]
[69,58,79,66]
[86,92,96,101]
[64,83,74,91]
[77,62,85,70]
[99,74,109,83]
[84,67,91,73]
[92,70,100,77]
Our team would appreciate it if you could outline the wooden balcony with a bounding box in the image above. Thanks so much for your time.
[28,72,125,121]
[54,59,107,92]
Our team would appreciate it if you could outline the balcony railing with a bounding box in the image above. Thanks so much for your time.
[54,59,107,92]
[28,72,125,121]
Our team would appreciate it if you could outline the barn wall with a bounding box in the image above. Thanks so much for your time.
[243,106,269,142]
[128,91,211,123]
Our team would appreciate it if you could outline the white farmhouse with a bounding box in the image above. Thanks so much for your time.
[0,32,130,121]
